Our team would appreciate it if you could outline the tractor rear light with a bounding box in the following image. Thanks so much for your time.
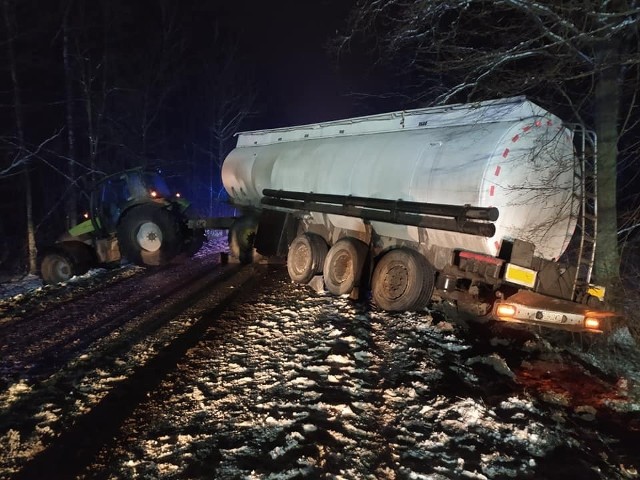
[175,192,181,198]
[496,304,517,318]
[150,190,158,198]
[584,317,600,330]
[83,212,90,219]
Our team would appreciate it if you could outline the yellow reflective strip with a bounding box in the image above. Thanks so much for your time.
[505,264,537,288]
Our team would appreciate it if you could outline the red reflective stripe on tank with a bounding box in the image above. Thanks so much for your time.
[495,241,501,251]
[522,125,532,132]
[512,134,520,142]
[535,120,542,127]
[494,165,501,176]
[502,148,510,158]
[489,185,495,196]
[547,119,553,126]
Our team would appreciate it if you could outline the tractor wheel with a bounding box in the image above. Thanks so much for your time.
[117,205,182,266]
[40,251,76,285]
[323,237,368,296]
[228,215,258,264]
[287,233,328,284]
[371,248,434,311]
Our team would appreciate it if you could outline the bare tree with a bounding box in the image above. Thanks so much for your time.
[61,0,79,229]
[337,0,640,291]
[203,28,257,215]
[125,0,186,162]
[2,0,37,273]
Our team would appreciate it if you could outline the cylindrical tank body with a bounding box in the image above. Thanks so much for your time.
[222,97,578,261]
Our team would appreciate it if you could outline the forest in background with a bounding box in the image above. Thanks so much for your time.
[0,0,263,273]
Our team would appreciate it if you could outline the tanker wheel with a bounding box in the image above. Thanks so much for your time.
[40,251,76,285]
[323,237,368,296]
[228,215,258,264]
[287,233,328,284]
[371,248,435,311]
[117,204,181,266]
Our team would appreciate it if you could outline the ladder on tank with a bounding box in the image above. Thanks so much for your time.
[570,125,598,302]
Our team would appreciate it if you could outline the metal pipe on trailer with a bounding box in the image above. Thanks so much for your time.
[261,189,498,238]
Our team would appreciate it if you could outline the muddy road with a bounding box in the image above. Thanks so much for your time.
[1,236,639,479]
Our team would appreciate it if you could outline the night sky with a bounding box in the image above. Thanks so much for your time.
[196,0,387,128]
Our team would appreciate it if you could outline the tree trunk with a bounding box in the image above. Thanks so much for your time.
[63,2,78,228]
[3,0,37,274]
[593,41,621,292]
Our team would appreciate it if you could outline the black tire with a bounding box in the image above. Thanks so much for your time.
[323,237,368,296]
[117,205,182,266]
[371,248,435,311]
[228,215,258,264]
[287,233,328,284]
[40,251,76,285]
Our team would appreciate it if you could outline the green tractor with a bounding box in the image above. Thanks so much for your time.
[39,168,206,284]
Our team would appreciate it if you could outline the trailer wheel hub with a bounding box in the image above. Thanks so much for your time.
[137,221,163,252]
[383,264,408,299]
[331,252,352,285]
[290,242,311,276]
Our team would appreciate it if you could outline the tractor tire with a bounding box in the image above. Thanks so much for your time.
[287,233,328,284]
[40,251,77,285]
[228,215,258,264]
[117,205,182,266]
[371,248,435,311]
[323,237,368,296]
[39,241,96,285]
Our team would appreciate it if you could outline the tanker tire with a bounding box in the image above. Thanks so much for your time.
[323,237,368,296]
[287,233,328,284]
[228,216,258,264]
[372,248,435,311]
[117,205,181,266]
[40,251,77,285]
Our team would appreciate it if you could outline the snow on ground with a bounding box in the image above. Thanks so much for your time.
[1,233,640,479]
[76,274,639,479]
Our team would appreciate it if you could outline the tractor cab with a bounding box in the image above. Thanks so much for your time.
[90,169,174,236]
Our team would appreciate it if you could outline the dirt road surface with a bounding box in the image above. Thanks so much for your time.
[1,235,639,479]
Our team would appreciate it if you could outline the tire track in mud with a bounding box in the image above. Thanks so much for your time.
[0,251,270,478]
[0,249,225,385]
[7,263,262,480]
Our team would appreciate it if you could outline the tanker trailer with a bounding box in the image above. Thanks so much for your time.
[222,96,616,333]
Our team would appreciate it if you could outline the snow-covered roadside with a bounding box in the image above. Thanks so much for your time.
[79,274,640,479]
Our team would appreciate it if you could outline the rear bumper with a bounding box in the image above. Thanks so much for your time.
[492,290,617,333]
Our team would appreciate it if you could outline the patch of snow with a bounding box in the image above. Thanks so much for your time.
[466,353,516,379]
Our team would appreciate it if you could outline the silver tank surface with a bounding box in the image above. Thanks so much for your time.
[222,97,578,261]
